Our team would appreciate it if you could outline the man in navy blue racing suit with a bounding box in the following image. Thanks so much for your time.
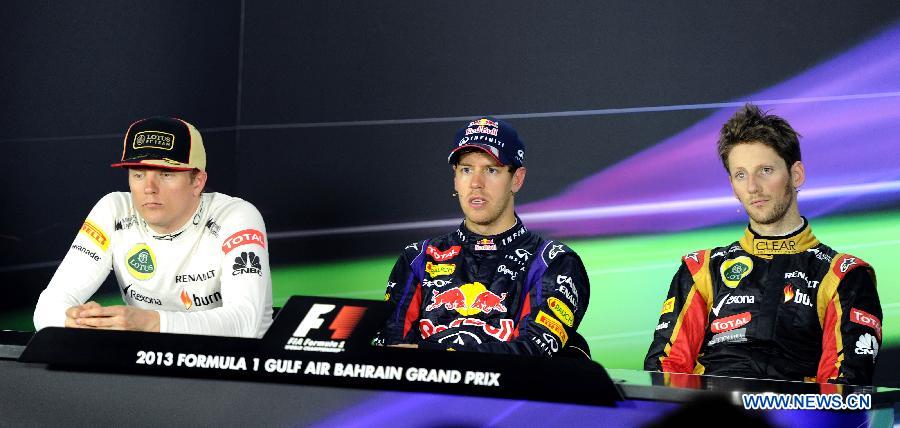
[378,117,590,356]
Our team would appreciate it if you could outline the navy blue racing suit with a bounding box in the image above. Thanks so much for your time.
[379,217,589,356]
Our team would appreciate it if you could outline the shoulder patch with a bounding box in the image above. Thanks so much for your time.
[541,241,571,266]
[832,254,869,280]
[682,250,706,276]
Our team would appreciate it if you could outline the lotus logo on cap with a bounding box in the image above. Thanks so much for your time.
[133,131,175,150]
[112,116,207,171]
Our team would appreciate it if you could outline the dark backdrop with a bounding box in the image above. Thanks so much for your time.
[2,1,899,314]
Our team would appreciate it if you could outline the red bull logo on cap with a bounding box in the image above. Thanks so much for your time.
[468,118,499,128]
[465,124,499,136]
[425,282,507,316]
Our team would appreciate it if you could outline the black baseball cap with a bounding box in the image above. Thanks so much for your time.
[111,117,206,171]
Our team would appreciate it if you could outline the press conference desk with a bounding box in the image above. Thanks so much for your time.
[1,329,897,427]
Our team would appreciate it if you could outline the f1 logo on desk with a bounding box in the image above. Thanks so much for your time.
[286,304,367,353]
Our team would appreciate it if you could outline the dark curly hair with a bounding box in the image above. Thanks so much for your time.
[717,104,801,172]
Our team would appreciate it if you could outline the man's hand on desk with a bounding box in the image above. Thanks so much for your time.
[65,301,161,332]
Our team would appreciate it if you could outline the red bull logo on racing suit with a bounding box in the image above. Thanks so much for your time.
[425,282,507,316]
[419,318,515,342]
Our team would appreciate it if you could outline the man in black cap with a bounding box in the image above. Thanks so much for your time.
[379,117,590,355]
[34,117,273,338]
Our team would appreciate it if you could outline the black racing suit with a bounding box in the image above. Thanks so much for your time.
[645,219,882,384]
[379,217,589,356]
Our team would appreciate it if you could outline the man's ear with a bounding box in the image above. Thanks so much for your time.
[192,170,208,196]
[511,167,526,193]
[790,161,805,189]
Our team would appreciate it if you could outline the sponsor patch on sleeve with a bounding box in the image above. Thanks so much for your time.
[661,297,675,315]
[80,219,110,251]
[850,308,882,340]
[535,310,568,345]
[221,229,266,253]
[547,297,574,327]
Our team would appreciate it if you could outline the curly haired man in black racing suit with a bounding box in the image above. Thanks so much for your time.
[645,104,882,384]
[378,118,590,356]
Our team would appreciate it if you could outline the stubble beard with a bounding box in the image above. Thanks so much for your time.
[747,180,795,225]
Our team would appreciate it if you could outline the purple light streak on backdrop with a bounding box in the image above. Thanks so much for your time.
[520,181,900,224]
[520,23,900,237]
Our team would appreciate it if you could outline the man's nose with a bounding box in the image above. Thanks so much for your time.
[469,171,485,188]
[144,173,159,194]
[746,175,760,194]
